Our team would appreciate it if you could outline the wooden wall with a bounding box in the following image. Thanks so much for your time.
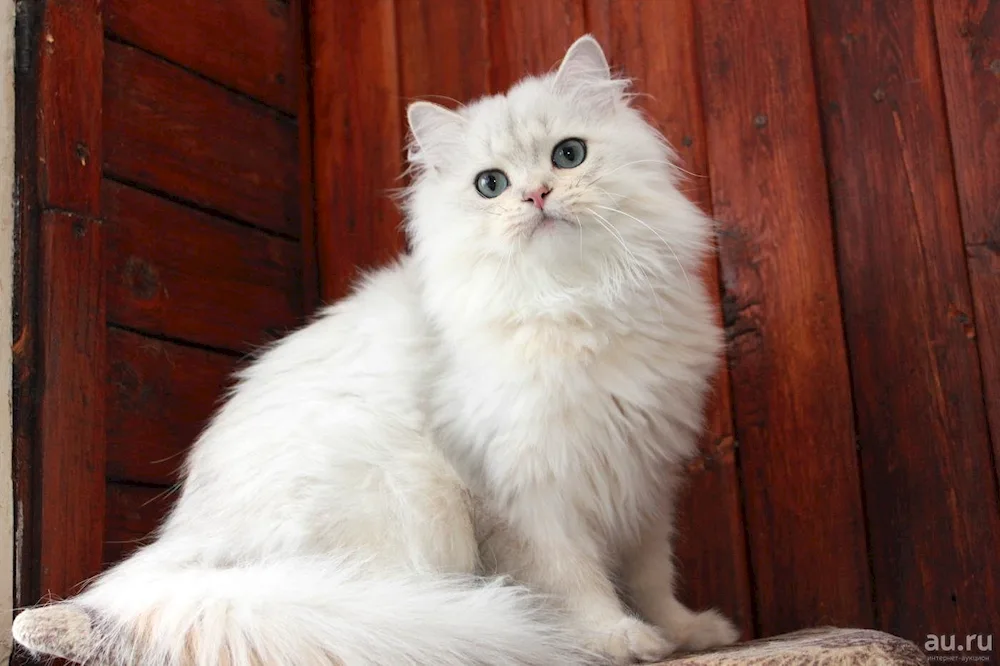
[12,0,998,659]
[13,0,314,634]
[309,0,1000,649]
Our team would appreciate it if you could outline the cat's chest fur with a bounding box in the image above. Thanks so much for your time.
[428,303,717,542]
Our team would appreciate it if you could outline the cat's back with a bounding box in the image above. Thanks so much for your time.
[176,264,427,480]
[236,257,429,403]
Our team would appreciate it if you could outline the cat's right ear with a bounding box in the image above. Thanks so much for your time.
[406,101,465,169]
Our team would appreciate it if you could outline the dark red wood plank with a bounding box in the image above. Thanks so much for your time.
[397,0,490,103]
[103,40,299,236]
[965,246,1000,500]
[487,0,585,90]
[310,0,404,301]
[106,328,237,486]
[588,0,753,638]
[104,483,177,565]
[103,181,302,352]
[37,0,103,214]
[696,0,873,635]
[105,0,296,114]
[934,0,1000,501]
[808,0,1000,639]
[37,212,107,599]
[292,0,321,313]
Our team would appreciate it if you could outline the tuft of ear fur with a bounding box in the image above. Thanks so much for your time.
[406,101,465,171]
[553,35,625,114]
[554,35,611,89]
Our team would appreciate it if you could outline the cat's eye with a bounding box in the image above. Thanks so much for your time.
[552,138,587,169]
[475,170,509,198]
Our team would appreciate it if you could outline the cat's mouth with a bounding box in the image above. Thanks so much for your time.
[527,213,569,238]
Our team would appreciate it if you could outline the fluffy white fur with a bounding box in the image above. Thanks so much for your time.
[13,36,737,665]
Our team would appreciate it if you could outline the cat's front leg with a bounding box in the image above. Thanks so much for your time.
[482,510,675,665]
[622,511,740,652]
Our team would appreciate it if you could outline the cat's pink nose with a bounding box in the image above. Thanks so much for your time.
[523,186,551,209]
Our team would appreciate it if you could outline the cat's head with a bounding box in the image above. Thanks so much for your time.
[404,36,708,312]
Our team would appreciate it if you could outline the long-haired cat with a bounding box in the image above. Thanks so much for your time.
[13,36,738,666]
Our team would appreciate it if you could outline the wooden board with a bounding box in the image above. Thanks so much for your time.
[12,0,45,616]
[587,0,753,638]
[36,0,104,214]
[292,0,321,312]
[933,0,1000,499]
[106,328,238,486]
[104,0,297,114]
[695,0,873,635]
[487,0,585,90]
[104,483,178,565]
[103,41,299,236]
[37,212,107,599]
[103,181,302,352]
[310,0,404,301]
[397,0,490,103]
[808,0,1000,638]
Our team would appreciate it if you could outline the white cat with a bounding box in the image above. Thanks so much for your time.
[13,36,737,666]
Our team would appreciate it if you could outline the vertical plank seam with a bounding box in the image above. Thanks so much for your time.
[12,0,44,617]
[383,0,404,260]
[689,0,759,638]
[293,0,322,311]
[485,0,500,94]
[802,0,880,630]
[925,0,1000,514]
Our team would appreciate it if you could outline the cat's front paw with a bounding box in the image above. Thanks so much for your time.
[586,617,676,665]
[678,609,739,652]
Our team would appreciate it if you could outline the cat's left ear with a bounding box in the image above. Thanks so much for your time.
[554,35,612,92]
[407,101,465,168]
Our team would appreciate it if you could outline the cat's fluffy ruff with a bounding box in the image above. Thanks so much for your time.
[12,35,737,666]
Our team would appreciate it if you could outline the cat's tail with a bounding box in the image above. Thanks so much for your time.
[13,549,597,666]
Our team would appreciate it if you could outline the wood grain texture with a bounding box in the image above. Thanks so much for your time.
[104,483,177,565]
[310,0,404,301]
[696,0,873,635]
[103,41,300,236]
[487,0,585,90]
[292,0,321,313]
[105,0,297,114]
[37,212,107,599]
[106,328,238,486]
[933,0,1000,248]
[37,0,103,213]
[933,0,1000,501]
[587,0,753,638]
[103,181,302,352]
[13,0,47,617]
[808,0,1000,639]
[397,0,490,103]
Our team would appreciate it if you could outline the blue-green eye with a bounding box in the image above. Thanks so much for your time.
[552,138,587,169]
[475,170,509,198]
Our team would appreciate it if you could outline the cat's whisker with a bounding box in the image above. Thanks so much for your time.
[572,213,585,264]
[667,162,707,180]
[593,204,693,295]
[599,159,673,178]
[586,208,665,325]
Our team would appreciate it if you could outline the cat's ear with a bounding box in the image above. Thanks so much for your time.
[554,35,611,91]
[406,101,465,168]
